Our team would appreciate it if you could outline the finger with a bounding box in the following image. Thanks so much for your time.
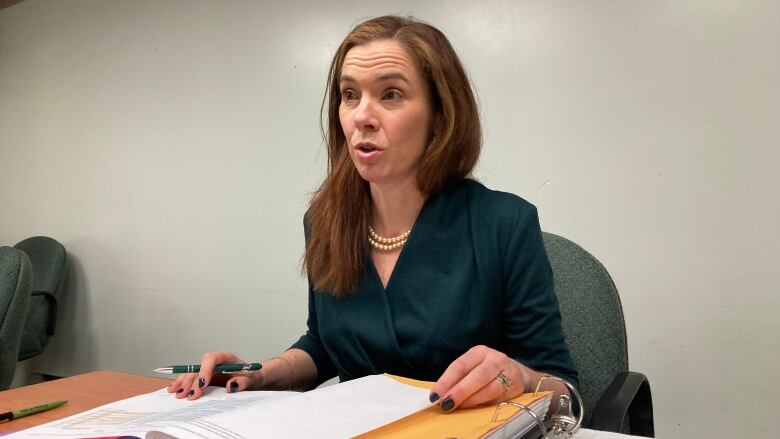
[191,351,250,400]
[429,345,490,403]
[193,352,220,395]
[190,351,239,400]
[439,359,503,411]
[187,356,216,400]
[225,374,256,394]
[167,375,186,393]
[176,373,198,399]
[458,375,510,409]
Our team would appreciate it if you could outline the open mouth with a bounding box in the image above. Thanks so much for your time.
[356,143,380,153]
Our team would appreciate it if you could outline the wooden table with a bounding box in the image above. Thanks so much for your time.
[0,370,170,433]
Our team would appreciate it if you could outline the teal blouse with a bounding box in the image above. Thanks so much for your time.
[292,179,578,388]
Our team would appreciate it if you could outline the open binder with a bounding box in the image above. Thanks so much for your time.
[7,374,583,439]
[360,375,584,439]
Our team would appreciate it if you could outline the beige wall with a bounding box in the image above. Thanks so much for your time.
[1,1,778,437]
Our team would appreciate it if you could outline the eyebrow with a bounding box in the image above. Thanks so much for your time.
[339,72,410,84]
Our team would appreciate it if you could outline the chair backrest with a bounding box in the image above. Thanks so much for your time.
[542,232,629,427]
[0,246,33,390]
[14,236,67,361]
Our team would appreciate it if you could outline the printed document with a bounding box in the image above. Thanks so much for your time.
[7,375,431,439]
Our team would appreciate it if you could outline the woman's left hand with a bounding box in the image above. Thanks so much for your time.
[429,345,538,411]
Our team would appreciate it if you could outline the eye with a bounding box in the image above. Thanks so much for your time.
[382,89,403,101]
[341,89,358,101]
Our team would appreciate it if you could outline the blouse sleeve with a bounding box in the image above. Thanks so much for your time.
[288,215,338,386]
[501,204,580,389]
[289,282,338,386]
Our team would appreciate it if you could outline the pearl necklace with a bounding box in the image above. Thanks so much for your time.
[368,226,411,251]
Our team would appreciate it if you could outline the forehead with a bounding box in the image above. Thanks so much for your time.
[341,39,419,78]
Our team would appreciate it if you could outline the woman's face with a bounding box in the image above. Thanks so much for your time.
[339,39,435,188]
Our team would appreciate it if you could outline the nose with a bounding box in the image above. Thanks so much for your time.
[354,97,379,132]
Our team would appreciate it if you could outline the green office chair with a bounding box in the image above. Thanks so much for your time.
[542,232,654,437]
[14,236,68,361]
[0,246,33,390]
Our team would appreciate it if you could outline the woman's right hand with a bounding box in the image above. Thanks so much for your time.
[165,351,263,400]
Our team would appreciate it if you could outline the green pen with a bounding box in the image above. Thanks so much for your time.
[153,363,262,374]
[0,400,67,422]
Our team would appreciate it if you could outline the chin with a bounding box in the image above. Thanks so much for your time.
[352,163,384,184]
[356,171,385,184]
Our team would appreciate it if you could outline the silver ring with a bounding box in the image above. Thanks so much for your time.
[495,372,512,392]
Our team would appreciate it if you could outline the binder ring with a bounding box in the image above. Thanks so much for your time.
[490,375,583,439]
[534,376,583,437]
[492,401,549,439]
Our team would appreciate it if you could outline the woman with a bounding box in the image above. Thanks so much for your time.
[168,15,578,412]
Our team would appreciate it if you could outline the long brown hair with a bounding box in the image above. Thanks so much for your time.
[305,16,481,295]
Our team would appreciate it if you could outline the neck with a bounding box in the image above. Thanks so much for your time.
[369,177,426,236]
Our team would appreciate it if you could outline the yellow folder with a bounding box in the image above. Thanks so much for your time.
[356,375,552,439]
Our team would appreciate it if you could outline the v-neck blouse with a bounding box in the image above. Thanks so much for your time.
[291,179,579,388]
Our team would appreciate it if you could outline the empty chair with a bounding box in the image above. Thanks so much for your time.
[0,246,33,390]
[14,236,67,361]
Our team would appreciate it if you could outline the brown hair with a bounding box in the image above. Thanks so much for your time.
[305,15,481,295]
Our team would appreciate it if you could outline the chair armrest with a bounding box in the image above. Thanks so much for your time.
[590,371,654,437]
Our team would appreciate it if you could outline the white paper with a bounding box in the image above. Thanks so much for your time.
[7,375,431,439]
[6,386,296,438]
[152,374,431,439]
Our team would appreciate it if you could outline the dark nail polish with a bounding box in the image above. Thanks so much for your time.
[187,389,195,397]
[441,396,455,412]
[198,377,206,388]
[429,392,440,403]
[176,388,184,394]
[229,381,239,393]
